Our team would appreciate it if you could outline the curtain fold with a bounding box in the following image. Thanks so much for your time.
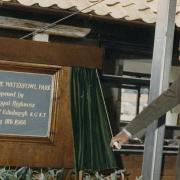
[71,67,117,172]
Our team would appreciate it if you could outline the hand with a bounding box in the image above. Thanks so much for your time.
[110,130,130,149]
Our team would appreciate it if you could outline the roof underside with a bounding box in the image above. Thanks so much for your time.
[2,0,180,27]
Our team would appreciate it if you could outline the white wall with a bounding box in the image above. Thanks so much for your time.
[123,59,152,74]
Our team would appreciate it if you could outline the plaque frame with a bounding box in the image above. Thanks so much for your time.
[0,35,104,167]
[0,60,61,144]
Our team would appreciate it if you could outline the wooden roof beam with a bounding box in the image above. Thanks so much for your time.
[0,16,91,38]
[0,37,102,69]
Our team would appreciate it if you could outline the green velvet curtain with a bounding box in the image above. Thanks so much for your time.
[71,67,117,172]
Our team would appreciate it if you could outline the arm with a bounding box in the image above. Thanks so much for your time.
[126,75,180,135]
[111,75,180,147]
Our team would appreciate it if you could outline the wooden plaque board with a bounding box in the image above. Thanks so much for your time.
[0,61,73,168]
[0,37,102,168]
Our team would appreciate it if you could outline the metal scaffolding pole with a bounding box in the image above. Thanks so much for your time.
[142,0,177,179]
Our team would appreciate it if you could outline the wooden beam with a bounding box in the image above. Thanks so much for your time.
[0,16,91,38]
[0,37,102,68]
[142,0,177,179]
[100,74,150,87]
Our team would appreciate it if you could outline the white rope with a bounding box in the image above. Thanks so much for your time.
[96,69,114,137]
[20,0,105,39]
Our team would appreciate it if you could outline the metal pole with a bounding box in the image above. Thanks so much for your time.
[142,0,177,179]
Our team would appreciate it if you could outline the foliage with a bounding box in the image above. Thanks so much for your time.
[0,167,64,180]
[136,175,143,180]
[83,169,126,180]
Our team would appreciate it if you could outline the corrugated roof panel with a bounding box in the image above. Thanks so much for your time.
[104,0,120,6]
[176,6,180,13]
[93,2,110,15]
[139,8,156,23]
[176,12,180,27]
[177,0,180,6]
[110,3,128,18]
[43,0,74,9]
[124,4,141,21]
[1,0,180,27]
[73,0,93,13]
[146,0,158,12]
[133,0,149,10]
[119,0,134,7]
[16,0,36,6]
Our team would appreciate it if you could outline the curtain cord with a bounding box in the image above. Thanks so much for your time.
[96,69,114,137]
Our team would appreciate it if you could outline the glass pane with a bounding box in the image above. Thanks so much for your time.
[139,88,149,113]
[120,89,137,122]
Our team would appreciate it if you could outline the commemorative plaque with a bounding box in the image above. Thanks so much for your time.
[0,37,103,167]
[0,70,53,137]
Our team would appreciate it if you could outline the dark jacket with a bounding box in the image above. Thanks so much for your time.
[125,74,180,135]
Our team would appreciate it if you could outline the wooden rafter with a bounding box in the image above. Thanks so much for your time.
[0,16,91,38]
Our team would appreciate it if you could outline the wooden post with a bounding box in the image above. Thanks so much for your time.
[142,0,177,179]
